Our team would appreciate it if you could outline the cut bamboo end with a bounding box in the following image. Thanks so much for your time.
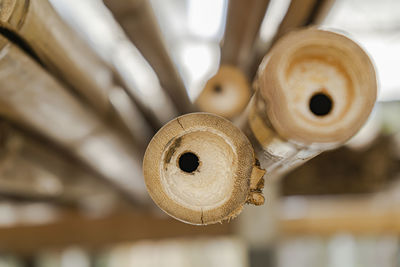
[196,65,251,119]
[143,113,264,225]
[257,28,377,145]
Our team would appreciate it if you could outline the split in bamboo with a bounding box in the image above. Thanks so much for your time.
[143,28,377,225]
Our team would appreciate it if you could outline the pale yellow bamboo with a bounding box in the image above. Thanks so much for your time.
[143,29,376,225]
[0,37,147,203]
[241,29,376,181]
[221,0,270,70]
[0,0,154,144]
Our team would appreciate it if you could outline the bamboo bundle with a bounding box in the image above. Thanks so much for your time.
[143,28,377,225]
[0,36,148,203]
[103,0,193,114]
[0,0,154,144]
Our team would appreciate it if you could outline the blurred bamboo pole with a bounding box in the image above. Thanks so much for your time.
[280,192,400,236]
[0,37,148,203]
[273,0,336,41]
[0,0,154,145]
[104,0,193,114]
[143,28,377,225]
[48,0,179,128]
[220,0,270,71]
[196,0,270,119]
[0,121,118,205]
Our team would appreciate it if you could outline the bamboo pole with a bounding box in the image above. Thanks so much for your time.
[143,28,377,225]
[273,0,336,41]
[103,0,193,114]
[143,113,265,225]
[220,0,270,70]
[280,193,400,236]
[0,0,154,143]
[196,0,270,119]
[241,28,376,180]
[0,37,148,203]
[0,121,119,204]
[195,65,252,119]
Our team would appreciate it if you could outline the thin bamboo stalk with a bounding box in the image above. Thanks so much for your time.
[143,28,377,225]
[220,0,270,70]
[0,0,154,144]
[48,0,179,128]
[273,0,336,41]
[104,0,193,114]
[0,37,148,203]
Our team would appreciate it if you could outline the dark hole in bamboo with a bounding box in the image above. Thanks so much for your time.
[213,84,223,93]
[178,152,199,173]
[309,92,333,116]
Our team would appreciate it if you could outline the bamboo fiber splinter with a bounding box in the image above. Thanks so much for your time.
[143,28,377,225]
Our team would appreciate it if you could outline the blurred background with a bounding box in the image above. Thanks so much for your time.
[0,0,399,266]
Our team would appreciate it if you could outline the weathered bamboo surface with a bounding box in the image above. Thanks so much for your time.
[240,28,376,181]
[0,37,147,203]
[143,113,265,225]
[143,28,377,225]
[0,0,154,145]
[104,0,193,114]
